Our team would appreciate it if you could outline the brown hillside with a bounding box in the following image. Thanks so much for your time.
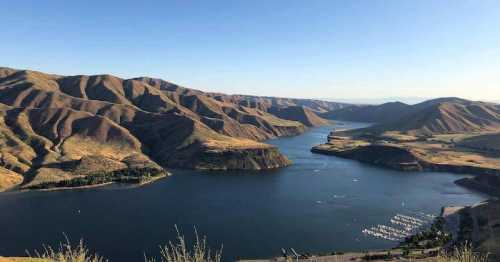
[388,101,500,135]
[268,106,329,126]
[320,102,412,123]
[208,94,340,126]
[458,133,500,151]
[0,67,319,189]
[342,98,500,136]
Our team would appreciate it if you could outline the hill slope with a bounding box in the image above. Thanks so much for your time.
[0,67,323,190]
[208,94,345,126]
[378,98,500,136]
[312,98,500,177]
[320,101,412,123]
[336,98,500,136]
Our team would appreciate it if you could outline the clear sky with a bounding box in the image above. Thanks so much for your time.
[2,0,500,101]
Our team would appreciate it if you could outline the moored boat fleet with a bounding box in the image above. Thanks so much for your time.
[362,212,436,241]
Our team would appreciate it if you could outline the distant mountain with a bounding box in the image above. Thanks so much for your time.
[320,102,412,123]
[336,97,500,136]
[209,93,349,115]
[0,67,339,191]
[390,98,500,135]
[322,97,431,105]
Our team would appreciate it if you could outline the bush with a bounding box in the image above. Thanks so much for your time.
[145,226,222,262]
[436,243,488,262]
[30,235,106,262]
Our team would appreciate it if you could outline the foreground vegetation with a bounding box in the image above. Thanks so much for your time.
[1,234,490,262]
[436,244,489,262]
[144,227,222,262]
[25,168,167,190]
[3,228,222,262]
[28,237,105,262]
[400,217,452,250]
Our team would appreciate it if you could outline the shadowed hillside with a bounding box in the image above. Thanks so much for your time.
[331,98,500,136]
[320,101,412,123]
[0,67,335,191]
[207,94,347,126]
[374,98,500,136]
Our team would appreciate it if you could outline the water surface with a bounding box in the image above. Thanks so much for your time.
[0,122,486,261]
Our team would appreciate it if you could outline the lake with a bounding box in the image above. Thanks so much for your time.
[0,122,486,261]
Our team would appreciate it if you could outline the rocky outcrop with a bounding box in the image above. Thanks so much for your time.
[442,200,500,260]
[455,174,500,197]
[168,142,291,170]
[312,142,500,175]
[312,144,423,171]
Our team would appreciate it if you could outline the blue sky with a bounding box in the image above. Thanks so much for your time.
[2,0,500,101]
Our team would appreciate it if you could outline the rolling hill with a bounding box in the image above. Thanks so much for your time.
[312,97,500,177]
[208,93,347,124]
[378,98,500,136]
[0,67,334,191]
[320,101,412,123]
[330,97,500,136]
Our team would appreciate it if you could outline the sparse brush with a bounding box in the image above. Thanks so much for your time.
[29,234,106,262]
[145,226,222,262]
[436,242,488,262]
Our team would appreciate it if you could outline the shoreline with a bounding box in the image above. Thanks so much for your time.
[11,172,170,193]
[312,144,500,197]
[238,205,468,262]
[20,181,116,192]
[311,144,500,176]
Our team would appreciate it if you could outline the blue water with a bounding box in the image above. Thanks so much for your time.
[0,122,486,261]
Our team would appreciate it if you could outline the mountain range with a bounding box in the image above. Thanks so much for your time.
[322,97,500,136]
[0,67,345,191]
[2,67,499,192]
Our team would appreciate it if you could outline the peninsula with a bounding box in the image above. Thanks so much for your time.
[313,98,500,180]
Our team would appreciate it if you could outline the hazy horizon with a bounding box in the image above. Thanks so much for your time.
[2,1,500,101]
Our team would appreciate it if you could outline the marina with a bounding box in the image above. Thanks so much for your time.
[362,212,436,242]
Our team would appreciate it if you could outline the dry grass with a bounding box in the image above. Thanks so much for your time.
[145,226,222,262]
[29,236,106,262]
[319,132,500,170]
[5,234,494,262]
[62,135,139,161]
[380,131,418,142]
[458,133,500,151]
[315,138,369,152]
[0,167,23,191]
[436,243,489,262]
[203,138,270,149]
[406,140,500,169]
[7,228,222,262]
[0,258,50,262]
